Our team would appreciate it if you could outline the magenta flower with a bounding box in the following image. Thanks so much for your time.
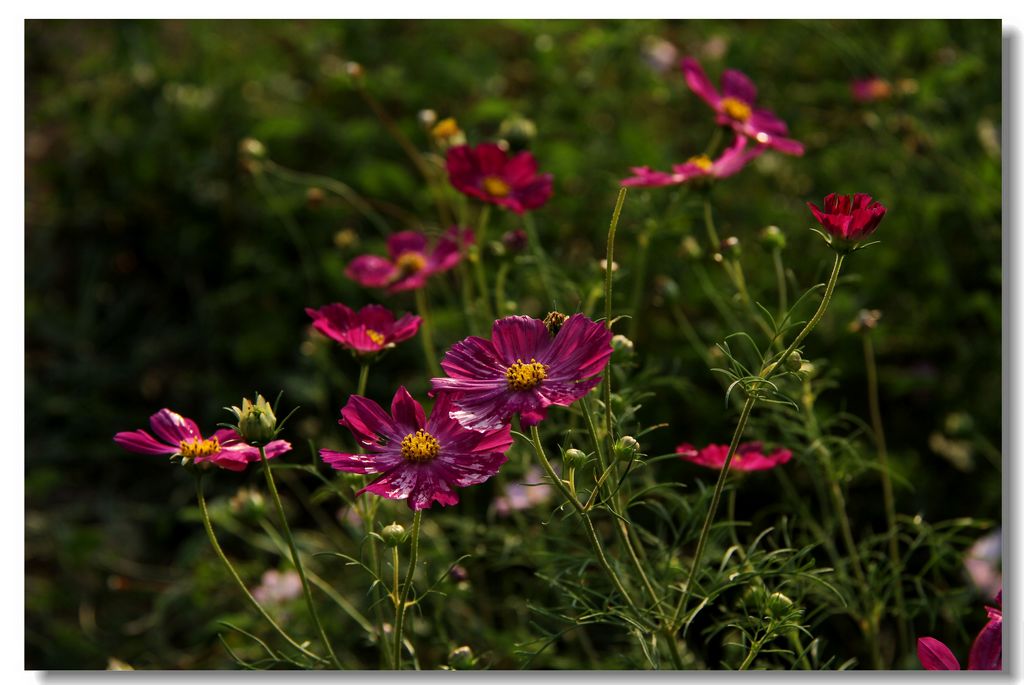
[621,135,764,188]
[320,387,512,510]
[850,77,892,103]
[306,303,421,356]
[446,143,553,214]
[346,227,472,293]
[681,57,805,156]
[430,314,613,431]
[676,441,792,472]
[114,408,291,472]
[807,193,887,247]
[918,589,1002,671]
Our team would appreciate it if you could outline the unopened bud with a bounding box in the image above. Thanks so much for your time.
[611,334,634,356]
[681,236,703,260]
[228,394,278,445]
[306,187,325,208]
[765,591,794,619]
[449,564,469,582]
[448,645,475,670]
[613,436,640,461]
[381,522,406,547]
[417,109,438,128]
[543,311,569,336]
[784,351,803,372]
[238,137,266,160]
[721,236,741,257]
[760,225,786,250]
[345,61,364,81]
[563,448,588,469]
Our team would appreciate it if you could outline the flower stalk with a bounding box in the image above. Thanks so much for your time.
[392,509,422,670]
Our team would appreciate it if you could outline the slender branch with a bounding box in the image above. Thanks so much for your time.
[393,509,422,670]
[602,188,628,470]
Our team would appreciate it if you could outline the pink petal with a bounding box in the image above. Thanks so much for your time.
[680,57,721,109]
[113,430,177,455]
[437,335,505,380]
[149,409,202,444]
[346,255,397,288]
[390,386,427,434]
[543,314,613,379]
[491,316,552,365]
[917,637,961,670]
[503,151,539,185]
[967,617,1002,670]
[387,231,428,260]
[388,313,422,344]
[340,395,402,449]
[321,448,404,474]
[721,68,758,104]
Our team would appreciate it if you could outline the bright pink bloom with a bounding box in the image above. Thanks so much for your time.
[681,57,805,156]
[321,387,512,510]
[621,135,764,188]
[346,227,472,293]
[850,77,892,103]
[676,441,792,472]
[807,193,887,245]
[306,303,421,356]
[114,408,291,472]
[918,589,1002,671]
[446,143,553,214]
[430,314,613,431]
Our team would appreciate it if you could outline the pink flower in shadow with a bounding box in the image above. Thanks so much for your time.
[676,441,792,472]
[306,303,421,356]
[346,227,472,293]
[447,143,553,214]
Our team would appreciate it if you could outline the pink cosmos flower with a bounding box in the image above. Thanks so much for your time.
[918,589,1002,671]
[681,57,805,156]
[430,314,613,431]
[621,135,764,188]
[446,143,553,214]
[321,387,512,510]
[114,408,291,472]
[305,303,421,356]
[850,77,893,103]
[346,227,472,293]
[676,441,792,472]
[807,193,887,246]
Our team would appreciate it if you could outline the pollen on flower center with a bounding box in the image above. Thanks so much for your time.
[401,429,440,462]
[721,97,752,122]
[482,176,511,198]
[687,154,713,171]
[395,252,427,274]
[179,436,221,459]
[366,329,385,345]
[505,358,548,391]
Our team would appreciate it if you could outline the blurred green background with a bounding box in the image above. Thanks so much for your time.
[26,19,1001,669]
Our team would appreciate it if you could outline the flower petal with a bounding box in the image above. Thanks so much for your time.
[681,57,721,109]
[387,231,428,260]
[346,255,397,288]
[721,68,758,104]
[321,448,404,474]
[390,386,427,434]
[967,616,1002,670]
[113,430,177,455]
[917,637,961,670]
[340,395,402,449]
[149,409,202,444]
[491,315,552,365]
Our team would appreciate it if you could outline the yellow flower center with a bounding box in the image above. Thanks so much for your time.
[483,176,511,198]
[401,429,440,462]
[365,329,385,346]
[687,154,713,171]
[431,117,460,139]
[179,436,221,459]
[721,97,752,122]
[395,252,427,274]
[505,358,548,391]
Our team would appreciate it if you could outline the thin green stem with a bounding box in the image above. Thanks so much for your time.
[523,212,555,307]
[772,248,788,319]
[259,447,342,669]
[602,188,628,469]
[193,476,324,664]
[414,287,442,377]
[356,362,370,397]
[471,205,495,323]
[393,509,422,670]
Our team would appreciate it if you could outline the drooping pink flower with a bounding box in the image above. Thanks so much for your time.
[305,303,421,356]
[681,57,805,156]
[446,143,553,214]
[321,387,512,510]
[114,408,291,472]
[807,193,887,246]
[346,227,472,293]
[621,135,765,188]
[676,441,792,472]
[850,77,893,103]
[918,589,1002,671]
[430,314,613,431]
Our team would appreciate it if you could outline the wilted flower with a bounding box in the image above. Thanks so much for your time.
[346,227,472,293]
[252,569,303,605]
[446,143,553,214]
[807,193,887,250]
[917,589,1002,671]
[430,314,613,431]
[850,77,893,103]
[114,409,291,471]
[306,303,421,356]
[321,387,513,510]
[621,135,764,187]
[681,57,805,156]
[676,441,792,472]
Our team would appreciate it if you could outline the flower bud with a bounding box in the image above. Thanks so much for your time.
[448,645,475,670]
[681,235,703,260]
[345,61,364,81]
[784,351,803,372]
[449,564,469,582]
[611,334,634,356]
[238,137,266,160]
[720,236,741,257]
[306,187,325,209]
[613,436,640,461]
[543,311,568,336]
[563,448,588,469]
[417,109,438,128]
[229,486,266,522]
[760,225,786,250]
[381,522,406,547]
[765,591,794,619]
[228,394,278,445]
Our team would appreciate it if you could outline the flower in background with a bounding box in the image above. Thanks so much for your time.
[851,76,893,103]
[501,228,529,254]
[681,56,805,156]
[621,135,765,188]
[641,35,679,73]
[676,441,792,472]
[346,227,472,293]
[321,387,512,510]
[492,466,553,517]
[252,569,303,605]
[431,116,466,147]
[306,303,421,356]
[964,529,1002,599]
[114,408,291,472]
[446,143,553,214]
[807,193,887,250]
[917,589,1002,671]
[431,314,613,431]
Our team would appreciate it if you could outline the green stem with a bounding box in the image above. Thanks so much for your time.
[772,247,788,319]
[259,447,342,669]
[523,212,555,308]
[194,476,324,664]
[471,205,495,323]
[356,362,370,397]
[602,188,628,469]
[393,509,422,670]
[414,287,442,377]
